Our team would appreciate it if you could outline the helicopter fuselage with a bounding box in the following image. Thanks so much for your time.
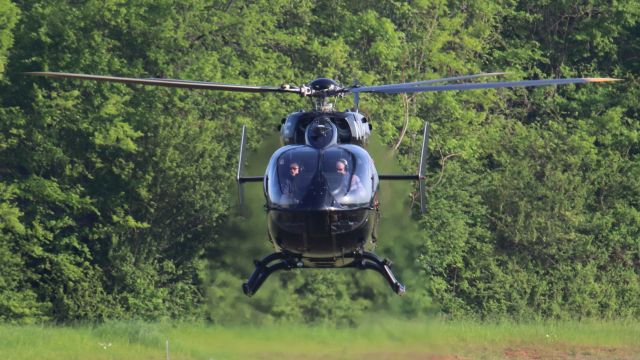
[267,208,377,267]
[264,114,380,267]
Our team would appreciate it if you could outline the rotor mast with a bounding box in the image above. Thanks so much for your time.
[304,78,345,112]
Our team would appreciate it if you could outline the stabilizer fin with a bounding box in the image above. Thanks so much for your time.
[418,122,430,213]
[377,122,429,214]
[236,126,264,208]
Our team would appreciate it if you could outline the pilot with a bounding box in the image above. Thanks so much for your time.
[281,162,300,198]
[289,162,300,177]
[336,159,363,194]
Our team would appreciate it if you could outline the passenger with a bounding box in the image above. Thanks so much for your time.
[336,159,363,194]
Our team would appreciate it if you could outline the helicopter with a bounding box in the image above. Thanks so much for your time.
[26,71,618,296]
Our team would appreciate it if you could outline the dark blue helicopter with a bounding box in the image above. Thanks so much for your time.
[26,72,618,296]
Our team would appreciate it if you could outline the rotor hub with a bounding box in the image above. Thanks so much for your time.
[304,78,344,111]
[308,78,340,92]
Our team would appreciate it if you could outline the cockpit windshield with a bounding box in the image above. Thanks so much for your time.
[267,145,375,210]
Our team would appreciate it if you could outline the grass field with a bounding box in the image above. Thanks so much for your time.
[1,318,638,359]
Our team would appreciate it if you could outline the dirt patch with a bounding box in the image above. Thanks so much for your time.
[503,345,638,359]
[259,345,638,360]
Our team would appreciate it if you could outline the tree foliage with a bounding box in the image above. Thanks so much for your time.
[0,0,638,323]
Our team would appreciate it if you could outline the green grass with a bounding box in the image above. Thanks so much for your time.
[1,318,639,359]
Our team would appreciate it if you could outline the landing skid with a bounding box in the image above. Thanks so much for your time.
[242,251,405,297]
[242,252,296,297]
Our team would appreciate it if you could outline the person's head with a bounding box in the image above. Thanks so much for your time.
[336,159,348,174]
[289,162,300,176]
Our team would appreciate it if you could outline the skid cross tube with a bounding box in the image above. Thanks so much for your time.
[345,251,406,295]
[242,252,296,297]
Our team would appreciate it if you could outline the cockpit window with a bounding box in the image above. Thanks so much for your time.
[267,145,374,210]
[321,148,369,201]
[274,147,318,205]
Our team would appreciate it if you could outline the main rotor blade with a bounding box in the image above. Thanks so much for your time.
[350,72,508,92]
[350,77,621,94]
[25,71,301,94]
